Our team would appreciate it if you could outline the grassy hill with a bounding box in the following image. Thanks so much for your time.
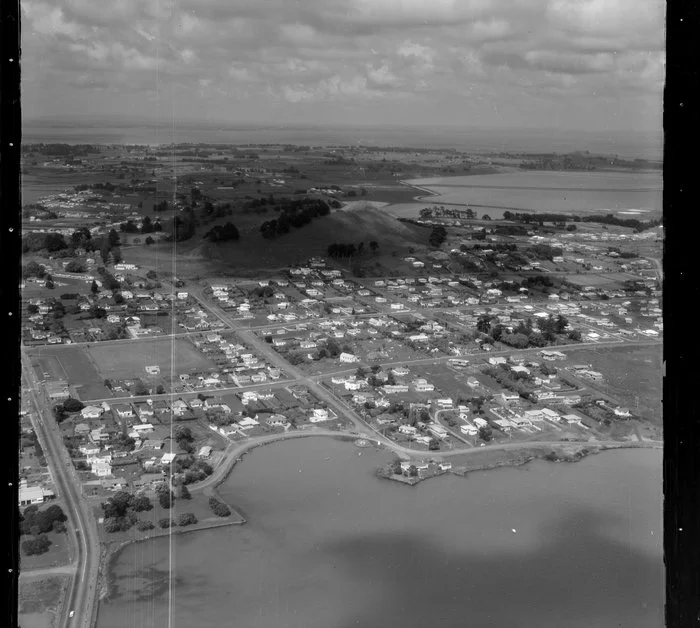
[169,206,431,273]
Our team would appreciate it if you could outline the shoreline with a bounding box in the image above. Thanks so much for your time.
[377,439,662,485]
[95,431,363,607]
[94,435,662,612]
[395,176,662,218]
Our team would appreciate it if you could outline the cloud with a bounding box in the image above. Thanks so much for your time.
[20,0,664,131]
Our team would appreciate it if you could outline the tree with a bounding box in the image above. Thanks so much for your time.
[100,241,110,265]
[22,535,52,556]
[177,512,197,526]
[63,397,85,413]
[209,497,231,517]
[111,247,123,264]
[408,465,418,477]
[145,236,155,245]
[131,494,153,512]
[429,225,448,247]
[91,280,99,295]
[178,484,191,500]
[65,260,86,273]
[136,520,155,531]
[158,490,174,509]
[390,460,403,475]
[428,438,441,451]
[478,426,493,442]
[159,518,175,528]
[369,241,379,254]
[108,229,121,247]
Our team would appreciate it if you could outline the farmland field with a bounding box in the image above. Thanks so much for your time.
[87,338,216,379]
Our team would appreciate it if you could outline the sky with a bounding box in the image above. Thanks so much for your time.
[21,0,665,134]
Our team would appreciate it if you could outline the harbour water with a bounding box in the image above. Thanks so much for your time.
[98,439,663,628]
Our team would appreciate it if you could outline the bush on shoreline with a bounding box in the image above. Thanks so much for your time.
[208,497,231,517]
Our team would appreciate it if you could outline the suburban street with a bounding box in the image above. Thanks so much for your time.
[17,279,662,628]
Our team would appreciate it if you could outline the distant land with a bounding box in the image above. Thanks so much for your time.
[22,117,662,161]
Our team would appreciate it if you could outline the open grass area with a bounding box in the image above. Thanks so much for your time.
[30,346,109,399]
[562,345,662,422]
[18,574,69,616]
[20,531,72,571]
[87,338,216,380]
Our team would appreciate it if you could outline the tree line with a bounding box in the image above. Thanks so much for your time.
[326,241,379,259]
[260,198,331,239]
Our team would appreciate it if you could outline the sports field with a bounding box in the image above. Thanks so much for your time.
[87,338,216,380]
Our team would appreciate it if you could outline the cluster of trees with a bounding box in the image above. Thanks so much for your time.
[527,244,564,261]
[209,498,231,518]
[504,210,662,232]
[156,483,175,509]
[22,260,47,279]
[482,365,534,399]
[204,222,240,242]
[170,456,213,485]
[53,398,85,423]
[22,232,69,254]
[260,198,330,239]
[20,504,67,536]
[420,206,477,220]
[158,513,197,528]
[428,225,448,247]
[102,491,153,533]
[173,425,195,454]
[120,216,163,234]
[326,241,379,259]
[172,209,197,241]
[22,535,53,556]
[476,313,578,349]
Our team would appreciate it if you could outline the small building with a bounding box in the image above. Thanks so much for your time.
[198,445,213,459]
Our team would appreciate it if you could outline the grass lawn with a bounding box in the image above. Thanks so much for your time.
[20,531,72,571]
[87,338,216,380]
[562,346,661,423]
[18,574,69,623]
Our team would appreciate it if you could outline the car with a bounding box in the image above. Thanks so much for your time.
[69,610,75,618]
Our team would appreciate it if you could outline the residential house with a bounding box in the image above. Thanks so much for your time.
[310,408,330,423]
[81,405,103,419]
[412,379,435,392]
[198,445,213,459]
[112,403,134,419]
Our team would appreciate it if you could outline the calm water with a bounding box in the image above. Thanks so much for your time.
[98,439,662,628]
[23,123,662,160]
[388,170,662,220]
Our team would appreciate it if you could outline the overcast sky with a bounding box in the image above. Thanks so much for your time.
[21,0,664,133]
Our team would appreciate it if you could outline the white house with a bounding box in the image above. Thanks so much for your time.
[398,424,417,435]
[309,408,330,423]
[81,405,103,419]
[412,379,435,392]
[338,352,358,363]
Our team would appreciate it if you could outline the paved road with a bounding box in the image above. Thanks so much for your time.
[21,346,101,628]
